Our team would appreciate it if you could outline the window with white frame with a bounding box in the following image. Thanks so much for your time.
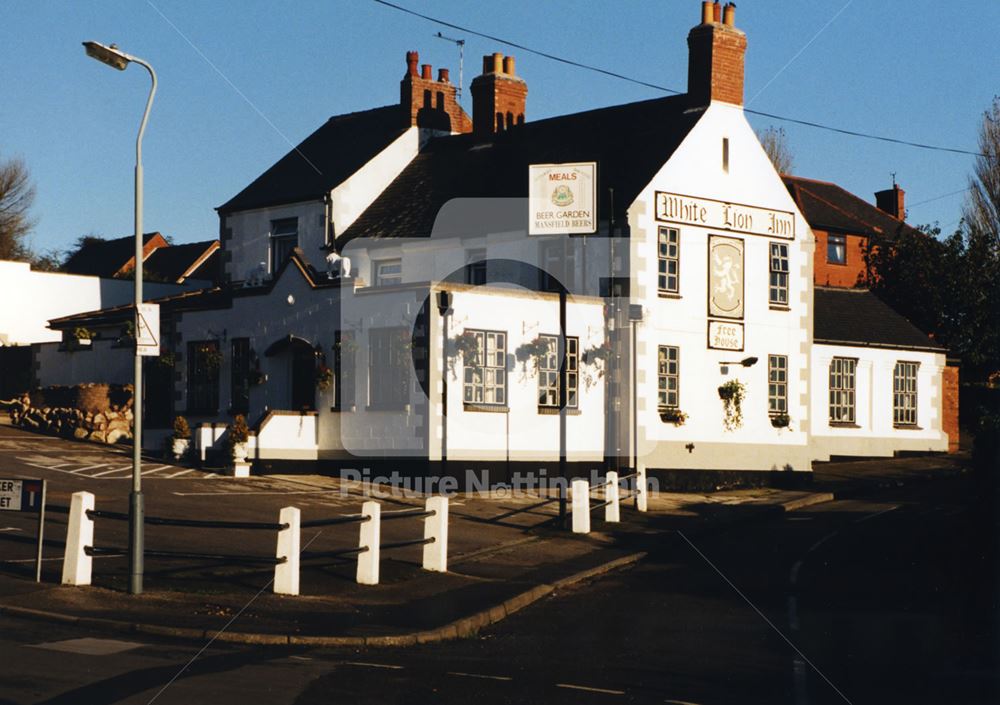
[768,354,788,414]
[893,361,919,426]
[368,327,410,408]
[463,330,506,406]
[769,242,789,306]
[827,234,847,265]
[538,335,578,409]
[270,218,298,273]
[373,258,402,287]
[658,227,680,294]
[829,357,857,423]
[657,345,679,408]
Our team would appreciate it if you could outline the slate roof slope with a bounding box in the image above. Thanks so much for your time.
[143,240,220,283]
[814,287,945,352]
[341,94,703,242]
[782,175,921,240]
[61,233,166,278]
[219,105,408,213]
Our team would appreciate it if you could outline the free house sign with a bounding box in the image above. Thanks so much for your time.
[529,162,597,235]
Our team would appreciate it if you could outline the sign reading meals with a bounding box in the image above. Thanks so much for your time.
[529,162,597,235]
[655,191,794,239]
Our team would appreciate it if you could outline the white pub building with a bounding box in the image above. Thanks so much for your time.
[49,2,955,489]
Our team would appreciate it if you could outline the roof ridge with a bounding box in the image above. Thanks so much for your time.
[795,182,885,234]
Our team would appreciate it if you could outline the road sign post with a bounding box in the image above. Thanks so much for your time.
[0,478,47,582]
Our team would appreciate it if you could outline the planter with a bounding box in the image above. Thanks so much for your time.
[770,414,791,429]
[659,408,688,426]
[171,438,190,461]
[231,442,249,463]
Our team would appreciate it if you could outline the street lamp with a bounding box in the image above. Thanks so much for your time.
[83,40,157,595]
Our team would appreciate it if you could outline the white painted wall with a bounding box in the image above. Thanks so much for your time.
[35,339,133,387]
[222,201,326,282]
[0,259,190,346]
[629,102,814,472]
[811,343,948,459]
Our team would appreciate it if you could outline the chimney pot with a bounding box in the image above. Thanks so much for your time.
[421,63,432,80]
[723,2,735,26]
[492,52,504,73]
[701,1,713,24]
[406,51,419,77]
[713,0,721,23]
[503,55,516,75]
[438,67,449,82]
[482,55,492,73]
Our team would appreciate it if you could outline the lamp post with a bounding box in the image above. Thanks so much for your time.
[83,41,157,595]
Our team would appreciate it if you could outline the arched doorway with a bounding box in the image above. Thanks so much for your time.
[264,335,317,411]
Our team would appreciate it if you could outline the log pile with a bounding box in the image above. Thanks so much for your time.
[7,384,135,444]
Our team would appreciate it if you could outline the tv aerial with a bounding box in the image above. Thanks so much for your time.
[434,31,465,101]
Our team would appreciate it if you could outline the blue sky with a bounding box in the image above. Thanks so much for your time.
[2,1,995,255]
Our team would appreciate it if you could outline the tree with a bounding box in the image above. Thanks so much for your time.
[0,152,36,261]
[964,96,1000,249]
[757,126,795,174]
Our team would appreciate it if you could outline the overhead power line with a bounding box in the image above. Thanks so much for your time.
[371,0,984,158]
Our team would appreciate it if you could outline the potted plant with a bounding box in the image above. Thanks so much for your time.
[170,415,191,461]
[659,407,688,426]
[718,379,746,431]
[71,327,94,348]
[770,412,791,429]
[228,414,250,464]
[116,320,136,347]
[203,347,224,371]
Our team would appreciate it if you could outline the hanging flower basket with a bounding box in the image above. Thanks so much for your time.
[770,413,791,429]
[203,348,224,371]
[659,407,688,426]
[514,336,550,372]
[157,352,176,369]
[316,364,333,391]
[718,379,746,431]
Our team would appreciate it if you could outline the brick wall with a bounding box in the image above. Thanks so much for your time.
[813,229,868,287]
[687,23,747,106]
[942,363,960,453]
[400,53,471,134]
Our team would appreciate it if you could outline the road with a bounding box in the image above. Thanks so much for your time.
[1,445,995,704]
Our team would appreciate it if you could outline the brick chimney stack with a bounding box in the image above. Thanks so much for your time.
[687,1,747,106]
[875,184,906,219]
[470,52,527,138]
[400,50,472,133]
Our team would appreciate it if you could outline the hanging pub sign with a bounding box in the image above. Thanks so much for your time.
[655,191,795,239]
[529,162,597,235]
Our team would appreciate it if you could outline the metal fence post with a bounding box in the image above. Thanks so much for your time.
[422,496,449,572]
[61,491,94,586]
[605,470,620,523]
[274,506,300,595]
[357,500,381,585]
[571,479,590,534]
[637,462,648,512]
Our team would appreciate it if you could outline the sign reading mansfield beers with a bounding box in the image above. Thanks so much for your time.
[655,191,795,239]
[529,162,597,235]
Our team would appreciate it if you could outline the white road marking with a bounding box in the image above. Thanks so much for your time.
[30,637,144,656]
[664,700,704,705]
[854,505,898,524]
[342,661,403,670]
[556,683,625,696]
[166,469,195,478]
[447,671,513,682]
[141,465,173,476]
[70,464,109,474]
[0,527,23,532]
[92,466,134,477]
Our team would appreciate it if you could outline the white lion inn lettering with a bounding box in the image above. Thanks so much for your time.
[655,191,795,239]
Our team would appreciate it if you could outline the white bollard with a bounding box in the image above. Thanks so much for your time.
[422,496,449,572]
[62,491,94,586]
[571,479,590,534]
[274,506,300,596]
[636,463,648,513]
[605,471,620,523]
[356,500,381,585]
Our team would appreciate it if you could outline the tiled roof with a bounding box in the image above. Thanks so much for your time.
[61,233,165,278]
[218,105,409,213]
[143,240,220,283]
[814,287,945,352]
[782,175,921,240]
[341,94,703,242]
[47,286,228,330]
